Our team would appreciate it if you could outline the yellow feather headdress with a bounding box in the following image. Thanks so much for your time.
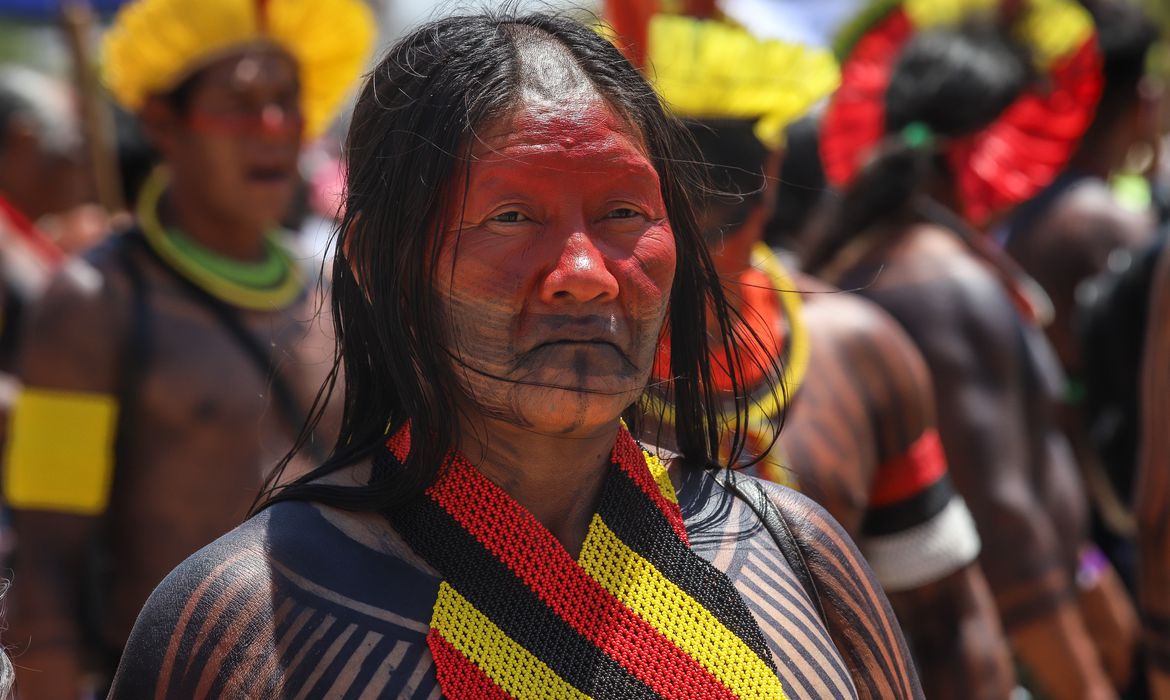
[644,14,840,149]
[101,0,375,138]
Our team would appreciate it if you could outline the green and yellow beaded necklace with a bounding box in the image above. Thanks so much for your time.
[136,169,305,311]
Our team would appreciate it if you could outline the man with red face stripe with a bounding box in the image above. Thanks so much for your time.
[0,1,371,696]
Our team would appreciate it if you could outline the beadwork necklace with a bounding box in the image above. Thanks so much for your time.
[381,424,787,700]
[136,169,305,311]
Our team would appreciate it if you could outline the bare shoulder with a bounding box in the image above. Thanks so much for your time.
[750,478,924,699]
[17,242,130,389]
[798,271,904,338]
[110,500,440,699]
[797,273,930,377]
[844,232,1021,366]
[668,467,919,698]
[1041,180,1155,252]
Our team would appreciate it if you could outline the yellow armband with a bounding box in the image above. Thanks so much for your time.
[4,388,118,515]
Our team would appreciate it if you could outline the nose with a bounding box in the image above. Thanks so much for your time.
[258,104,302,138]
[540,230,620,305]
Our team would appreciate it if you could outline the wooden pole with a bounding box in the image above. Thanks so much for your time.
[60,0,125,214]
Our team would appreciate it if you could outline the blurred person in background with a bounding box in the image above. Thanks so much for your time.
[0,0,372,696]
[633,14,1012,698]
[807,1,1137,696]
[1004,2,1161,586]
[1137,240,1170,699]
[0,66,83,428]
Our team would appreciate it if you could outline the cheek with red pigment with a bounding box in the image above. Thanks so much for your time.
[617,220,676,368]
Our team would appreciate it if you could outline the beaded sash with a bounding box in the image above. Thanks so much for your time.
[382,426,786,700]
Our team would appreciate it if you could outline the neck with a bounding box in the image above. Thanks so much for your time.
[163,175,268,261]
[455,413,620,554]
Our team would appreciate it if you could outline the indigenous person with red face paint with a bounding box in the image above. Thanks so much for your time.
[628,15,1012,698]
[808,0,1134,697]
[109,13,922,700]
[0,0,372,696]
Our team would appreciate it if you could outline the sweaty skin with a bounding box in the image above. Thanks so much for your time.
[433,68,676,552]
[1138,246,1170,698]
[830,222,1117,700]
[108,464,919,700]
[439,99,673,434]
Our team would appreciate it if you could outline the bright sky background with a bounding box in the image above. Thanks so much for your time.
[377,0,866,47]
[379,0,600,42]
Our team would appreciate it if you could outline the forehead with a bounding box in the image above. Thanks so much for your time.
[471,95,655,177]
[191,47,300,98]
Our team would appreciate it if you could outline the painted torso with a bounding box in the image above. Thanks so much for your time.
[33,233,334,650]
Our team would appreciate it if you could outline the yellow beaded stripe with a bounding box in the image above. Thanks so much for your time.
[431,582,593,700]
[645,451,678,505]
[579,514,788,700]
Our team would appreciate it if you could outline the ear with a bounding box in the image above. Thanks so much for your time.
[138,96,182,159]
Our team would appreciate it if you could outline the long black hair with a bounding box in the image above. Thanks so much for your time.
[806,23,1033,274]
[256,12,777,514]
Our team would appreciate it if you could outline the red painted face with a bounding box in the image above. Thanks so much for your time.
[434,96,676,434]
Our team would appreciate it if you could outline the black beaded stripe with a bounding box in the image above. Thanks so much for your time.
[597,457,778,673]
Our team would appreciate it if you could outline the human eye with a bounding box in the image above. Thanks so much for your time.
[490,210,531,224]
[603,207,643,220]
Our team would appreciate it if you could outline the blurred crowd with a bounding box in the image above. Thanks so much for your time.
[0,0,1167,698]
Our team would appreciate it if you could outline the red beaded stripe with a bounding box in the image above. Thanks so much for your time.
[428,630,515,700]
[428,452,742,700]
[611,432,690,544]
